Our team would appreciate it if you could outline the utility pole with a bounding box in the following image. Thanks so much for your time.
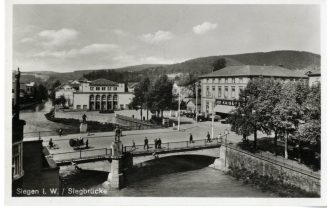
[195,83,198,122]
[211,100,214,139]
[178,88,181,131]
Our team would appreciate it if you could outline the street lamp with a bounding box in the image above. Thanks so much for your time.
[195,81,200,122]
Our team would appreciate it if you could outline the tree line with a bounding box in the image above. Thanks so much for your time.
[228,78,320,166]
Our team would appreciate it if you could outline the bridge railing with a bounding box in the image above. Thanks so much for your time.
[51,148,112,162]
[123,138,221,154]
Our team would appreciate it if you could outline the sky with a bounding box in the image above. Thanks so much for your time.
[12,4,320,72]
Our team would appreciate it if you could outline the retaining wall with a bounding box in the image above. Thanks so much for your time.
[225,146,320,195]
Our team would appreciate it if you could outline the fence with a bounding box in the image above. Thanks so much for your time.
[123,138,222,154]
[51,148,112,163]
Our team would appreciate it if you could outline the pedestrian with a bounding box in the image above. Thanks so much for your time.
[82,114,87,123]
[49,138,54,148]
[154,138,158,149]
[158,138,162,149]
[207,132,211,142]
[144,137,149,150]
[132,114,134,119]
[218,133,222,143]
[86,139,89,148]
[59,128,63,137]
[189,133,194,143]
[132,140,136,150]
[115,127,119,141]
[120,127,123,137]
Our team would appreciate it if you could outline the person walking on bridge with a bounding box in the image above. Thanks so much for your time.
[158,138,162,149]
[144,137,149,150]
[206,132,211,143]
[189,133,194,143]
[154,138,158,149]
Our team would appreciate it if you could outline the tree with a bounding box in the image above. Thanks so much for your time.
[35,84,48,101]
[54,95,67,107]
[129,77,150,119]
[147,75,173,118]
[229,78,267,150]
[49,80,61,104]
[212,58,226,71]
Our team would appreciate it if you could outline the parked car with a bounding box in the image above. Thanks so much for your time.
[194,112,206,122]
[207,113,221,121]
[220,118,229,124]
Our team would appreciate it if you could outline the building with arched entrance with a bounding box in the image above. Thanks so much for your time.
[73,79,133,110]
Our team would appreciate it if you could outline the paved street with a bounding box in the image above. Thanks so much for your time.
[25,116,270,155]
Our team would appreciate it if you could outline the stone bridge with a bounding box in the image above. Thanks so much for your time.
[49,137,228,189]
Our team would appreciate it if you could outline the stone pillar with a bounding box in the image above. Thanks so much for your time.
[210,144,229,171]
[104,141,124,189]
[80,123,88,133]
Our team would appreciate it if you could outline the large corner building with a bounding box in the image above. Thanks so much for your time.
[199,65,308,117]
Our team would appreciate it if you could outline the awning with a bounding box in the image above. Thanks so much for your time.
[213,105,235,114]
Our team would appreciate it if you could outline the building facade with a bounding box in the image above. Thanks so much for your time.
[73,79,133,110]
[55,84,76,106]
[199,65,308,116]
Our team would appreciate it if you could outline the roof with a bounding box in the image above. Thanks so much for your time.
[127,82,139,88]
[214,105,235,114]
[306,69,321,76]
[186,98,201,105]
[90,79,119,86]
[199,65,307,78]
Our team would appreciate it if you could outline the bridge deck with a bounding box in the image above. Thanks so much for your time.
[51,138,222,166]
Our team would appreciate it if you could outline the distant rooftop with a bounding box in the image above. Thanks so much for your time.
[306,68,321,76]
[90,78,119,86]
[199,65,308,78]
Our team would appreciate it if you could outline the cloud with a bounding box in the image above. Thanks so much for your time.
[140,30,174,44]
[19,37,36,43]
[33,43,119,58]
[38,28,79,47]
[193,22,217,35]
[112,29,128,37]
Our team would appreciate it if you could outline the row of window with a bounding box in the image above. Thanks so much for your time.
[204,77,244,84]
[90,86,118,91]
[90,94,118,101]
[205,86,244,99]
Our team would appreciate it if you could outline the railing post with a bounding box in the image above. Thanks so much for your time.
[186,141,188,148]
[80,148,82,159]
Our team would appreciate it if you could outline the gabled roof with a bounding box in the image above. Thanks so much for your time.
[199,65,307,78]
[90,79,119,86]
[306,68,321,76]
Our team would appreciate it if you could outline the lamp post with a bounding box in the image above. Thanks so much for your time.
[195,81,200,122]
[178,87,181,131]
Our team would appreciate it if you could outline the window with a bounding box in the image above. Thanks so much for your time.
[239,86,244,92]
[225,78,228,83]
[96,87,100,91]
[215,78,218,83]
[207,79,209,83]
[102,87,106,91]
[206,101,210,113]
[232,78,235,83]
[239,78,243,83]
[224,86,228,98]
[77,105,81,109]
[218,87,222,97]
[206,86,210,96]
[113,87,117,91]
[212,86,215,97]
[83,105,87,110]
[219,78,222,83]
[231,86,236,98]
[108,87,111,91]
[90,87,94,91]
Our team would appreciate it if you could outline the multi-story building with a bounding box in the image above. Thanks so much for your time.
[199,65,308,117]
[73,78,133,110]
